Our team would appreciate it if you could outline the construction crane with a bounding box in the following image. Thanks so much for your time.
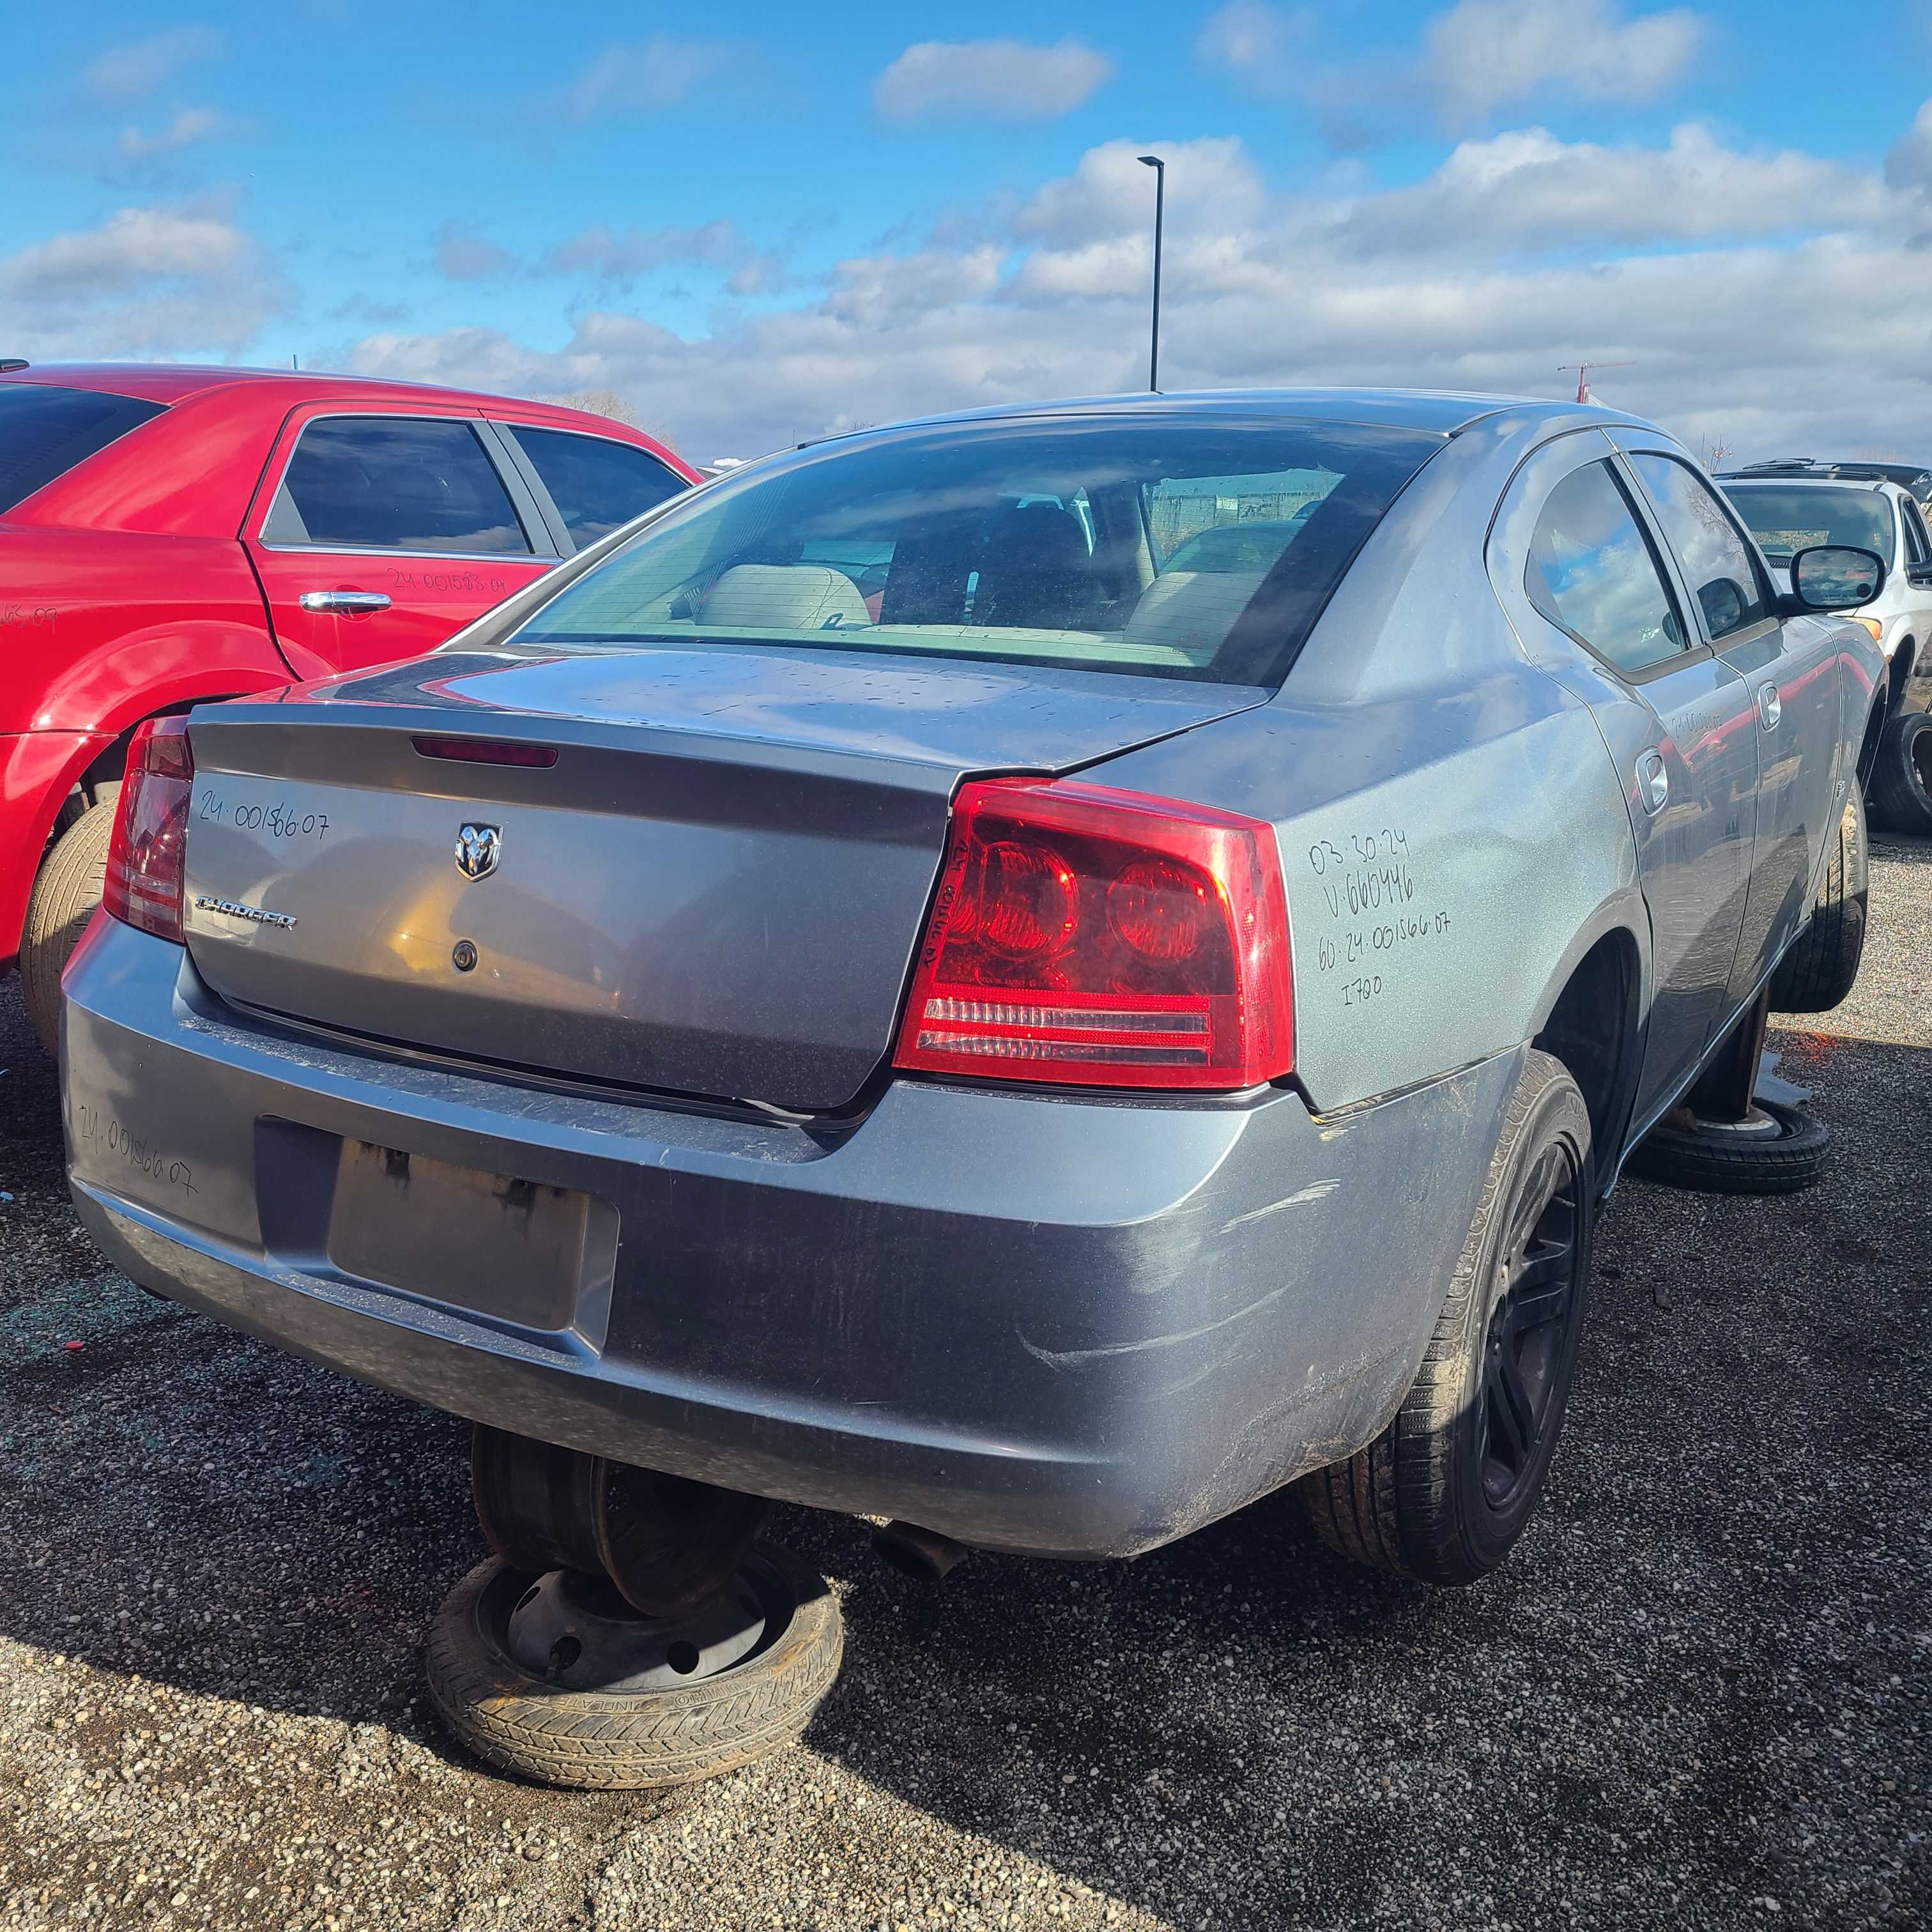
[1558,361,1633,404]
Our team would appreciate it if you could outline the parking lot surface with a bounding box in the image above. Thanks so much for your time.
[1,839,1928,1932]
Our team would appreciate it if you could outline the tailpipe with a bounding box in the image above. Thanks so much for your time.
[871,1520,970,1583]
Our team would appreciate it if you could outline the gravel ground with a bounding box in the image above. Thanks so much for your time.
[1,839,1928,1932]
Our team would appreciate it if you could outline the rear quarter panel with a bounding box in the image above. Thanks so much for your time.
[1100,414,1646,1114]
[0,525,289,961]
[0,527,284,735]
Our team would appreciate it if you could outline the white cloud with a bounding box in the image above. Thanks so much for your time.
[323,119,1932,471]
[82,25,224,102]
[823,245,1006,326]
[1199,0,1704,142]
[874,38,1113,123]
[433,223,518,282]
[1420,0,1704,126]
[1016,138,1265,243]
[20,108,1928,477]
[559,38,738,121]
[548,220,749,286]
[1196,3,1310,95]
[0,202,288,359]
[1335,124,1887,254]
[1885,98,1932,192]
[114,106,238,161]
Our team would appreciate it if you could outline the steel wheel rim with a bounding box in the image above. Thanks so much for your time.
[1478,1140,1583,1512]
[494,1552,797,1696]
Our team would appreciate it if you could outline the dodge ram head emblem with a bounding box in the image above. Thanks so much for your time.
[454,823,502,881]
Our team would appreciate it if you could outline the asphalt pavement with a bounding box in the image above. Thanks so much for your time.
[0,838,1926,1931]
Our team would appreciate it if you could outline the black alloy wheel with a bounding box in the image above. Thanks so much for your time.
[1300,1048,1595,1586]
[1476,1140,1581,1513]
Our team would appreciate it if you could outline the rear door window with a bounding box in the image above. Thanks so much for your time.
[503,426,688,548]
[1629,454,1770,642]
[266,416,532,555]
[0,384,165,512]
[1526,462,1689,677]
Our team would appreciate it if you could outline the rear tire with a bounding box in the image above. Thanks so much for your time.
[1869,710,1932,834]
[1769,788,1867,1013]
[20,800,115,1057]
[1300,1048,1593,1586]
[425,1547,842,1790]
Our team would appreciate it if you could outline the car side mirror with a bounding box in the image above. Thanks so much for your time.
[1696,578,1747,636]
[1906,560,1932,591]
[1789,544,1885,611]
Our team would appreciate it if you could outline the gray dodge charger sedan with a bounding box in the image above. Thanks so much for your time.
[63,391,1886,1607]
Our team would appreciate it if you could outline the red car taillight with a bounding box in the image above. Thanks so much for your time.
[103,717,194,944]
[893,778,1294,1092]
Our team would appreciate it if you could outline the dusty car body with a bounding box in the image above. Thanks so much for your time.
[61,391,1887,1574]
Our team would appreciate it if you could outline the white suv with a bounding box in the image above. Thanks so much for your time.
[1721,473,1932,830]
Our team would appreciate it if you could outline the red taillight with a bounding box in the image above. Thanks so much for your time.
[893,778,1294,1091]
[103,717,194,943]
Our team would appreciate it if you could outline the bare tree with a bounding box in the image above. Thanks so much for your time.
[1700,435,1732,472]
[544,388,682,449]
[549,388,640,425]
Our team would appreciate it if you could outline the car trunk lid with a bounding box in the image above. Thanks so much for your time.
[181,645,1266,1111]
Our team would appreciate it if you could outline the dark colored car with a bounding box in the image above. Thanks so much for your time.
[1,362,696,1050]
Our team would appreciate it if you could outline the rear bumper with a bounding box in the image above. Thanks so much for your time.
[63,917,1521,1558]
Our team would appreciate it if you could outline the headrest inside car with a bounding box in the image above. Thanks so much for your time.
[1123,568,1273,659]
[702,564,872,631]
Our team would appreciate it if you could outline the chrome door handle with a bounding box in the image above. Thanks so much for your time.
[1636,750,1669,815]
[298,590,392,615]
[1756,682,1782,730]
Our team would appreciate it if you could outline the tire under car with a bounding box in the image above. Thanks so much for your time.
[1626,797,1862,1199]
[425,1545,843,1791]
[1623,1097,1830,1195]
[1768,789,1867,1016]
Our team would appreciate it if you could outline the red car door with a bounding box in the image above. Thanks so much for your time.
[244,406,560,680]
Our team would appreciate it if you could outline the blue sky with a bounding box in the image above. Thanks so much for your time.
[6,1,1932,461]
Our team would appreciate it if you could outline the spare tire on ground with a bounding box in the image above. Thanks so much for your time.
[1625,1098,1828,1195]
[425,1545,843,1790]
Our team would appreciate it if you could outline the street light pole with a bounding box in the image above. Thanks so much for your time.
[1137,153,1164,392]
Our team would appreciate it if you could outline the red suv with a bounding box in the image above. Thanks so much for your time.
[1,362,697,1050]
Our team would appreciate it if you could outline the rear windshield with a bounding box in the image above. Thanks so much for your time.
[509,414,1445,687]
[0,384,166,513]
[1725,485,1894,564]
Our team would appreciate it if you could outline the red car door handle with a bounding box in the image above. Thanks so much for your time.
[298,590,392,616]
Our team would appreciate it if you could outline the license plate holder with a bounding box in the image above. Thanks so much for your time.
[327,1138,611,1336]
